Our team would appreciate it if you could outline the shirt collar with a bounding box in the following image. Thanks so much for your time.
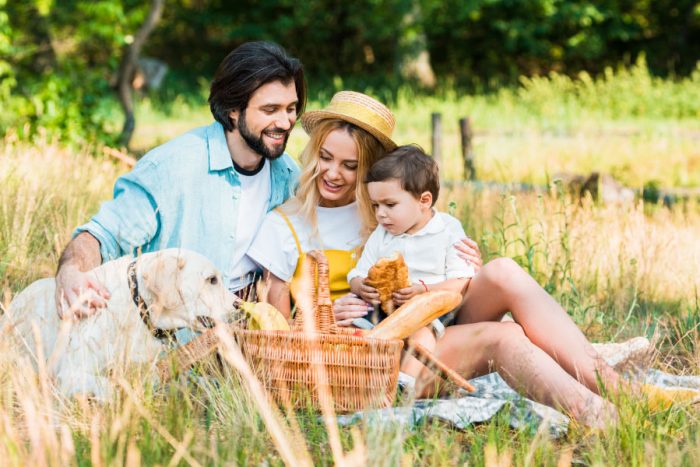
[206,121,234,172]
[206,121,297,176]
[408,210,444,237]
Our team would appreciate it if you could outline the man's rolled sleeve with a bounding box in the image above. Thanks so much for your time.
[73,163,160,263]
[74,218,123,263]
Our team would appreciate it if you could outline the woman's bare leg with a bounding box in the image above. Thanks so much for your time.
[416,321,617,427]
[457,258,621,394]
[400,327,436,379]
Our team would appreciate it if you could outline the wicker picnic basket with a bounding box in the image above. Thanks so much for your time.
[231,251,404,412]
[156,251,475,410]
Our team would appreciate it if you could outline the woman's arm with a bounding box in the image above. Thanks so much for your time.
[262,270,292,320]
[333,293,373,327]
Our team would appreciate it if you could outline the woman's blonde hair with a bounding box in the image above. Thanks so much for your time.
[283,118,386,240]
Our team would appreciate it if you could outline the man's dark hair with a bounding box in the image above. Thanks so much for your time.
[208,41,306,132]
[365,145,440,206]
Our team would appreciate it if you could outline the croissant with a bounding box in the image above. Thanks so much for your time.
[365,252,411,314]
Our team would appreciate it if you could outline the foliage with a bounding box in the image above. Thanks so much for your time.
[0,1,154,144]
[423,0,700,86]
[1,1,700,144]
[151,0,700,86]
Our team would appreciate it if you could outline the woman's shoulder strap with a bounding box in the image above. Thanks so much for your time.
[274,208,302,255]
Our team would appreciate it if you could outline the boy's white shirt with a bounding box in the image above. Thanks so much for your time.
[347,210,475,285]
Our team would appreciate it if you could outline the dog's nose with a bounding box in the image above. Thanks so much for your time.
[197,316,216,329]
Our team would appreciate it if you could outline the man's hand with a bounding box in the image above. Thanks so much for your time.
[54,232,107,319]
[55,265,111,320]
[392,283,425,307]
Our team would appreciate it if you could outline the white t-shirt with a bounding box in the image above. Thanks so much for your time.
[347,210,474,285]
[248,202,362,281]
[228,159,271,291]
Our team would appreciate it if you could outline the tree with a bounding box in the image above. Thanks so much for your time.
[116,0,164,149]
[396,0,435,88]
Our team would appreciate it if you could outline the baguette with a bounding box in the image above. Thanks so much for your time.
[369,291,462,340]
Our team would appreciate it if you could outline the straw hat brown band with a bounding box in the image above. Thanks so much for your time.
[301,91,397,151]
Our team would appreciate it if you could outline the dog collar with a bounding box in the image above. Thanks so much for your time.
[127,259,177,342]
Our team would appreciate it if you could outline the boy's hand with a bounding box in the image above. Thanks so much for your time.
[392,283,425,306]
[358,279,380,305]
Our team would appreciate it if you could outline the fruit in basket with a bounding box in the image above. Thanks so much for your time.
[365,252,411,314]
[241,301,290,331]
[369,291,461,340]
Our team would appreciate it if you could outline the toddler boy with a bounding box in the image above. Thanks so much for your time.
[347,145,474,377]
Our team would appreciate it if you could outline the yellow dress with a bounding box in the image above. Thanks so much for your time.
[275,208,358,302]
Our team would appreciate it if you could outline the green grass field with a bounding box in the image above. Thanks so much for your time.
[1,66,699,465]
[129,60,700,191]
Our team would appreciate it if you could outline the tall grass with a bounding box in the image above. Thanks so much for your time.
[1,138,698,465]
[0,138,120,295]
[2,64,700,464]
[132,59,700,188]
[439,187,700,360]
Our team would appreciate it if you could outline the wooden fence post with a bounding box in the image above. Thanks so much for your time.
[459,117,476,180]
[431,112,442,169]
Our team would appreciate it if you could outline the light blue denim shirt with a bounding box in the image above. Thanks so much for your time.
[75,121,299,284]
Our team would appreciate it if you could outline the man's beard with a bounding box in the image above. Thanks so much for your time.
[237,109,290,160]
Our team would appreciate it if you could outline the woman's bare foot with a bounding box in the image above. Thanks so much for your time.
[572,395,619,430]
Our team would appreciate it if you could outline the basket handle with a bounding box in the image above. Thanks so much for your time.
[293,250,337,334]
[407,341,475,392]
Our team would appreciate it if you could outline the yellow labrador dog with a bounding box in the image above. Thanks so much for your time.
[3,248,235,399]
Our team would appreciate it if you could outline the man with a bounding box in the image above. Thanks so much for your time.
[55,41,305,318]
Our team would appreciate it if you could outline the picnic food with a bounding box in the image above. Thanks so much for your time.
[369,290,462,340]
[241,301,290,331]
[365,252,411,313]
[157,251,475,408]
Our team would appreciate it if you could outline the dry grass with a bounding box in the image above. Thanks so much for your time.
[133,102,700,190]
[0,130,698,464]
[0,138,121,297]
[440,187,700,310]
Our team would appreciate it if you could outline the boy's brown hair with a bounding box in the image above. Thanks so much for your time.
[365,145,439,206]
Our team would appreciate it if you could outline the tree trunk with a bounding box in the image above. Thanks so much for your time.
[396,1,436,88]
[116,0,165,149]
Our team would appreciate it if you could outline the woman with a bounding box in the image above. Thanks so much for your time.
[248,91,392,316]
[249,91,657,427]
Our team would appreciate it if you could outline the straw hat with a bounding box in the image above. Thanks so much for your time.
[301,91,397,151]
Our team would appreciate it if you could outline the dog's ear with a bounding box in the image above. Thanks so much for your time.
[139,252,186,313]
